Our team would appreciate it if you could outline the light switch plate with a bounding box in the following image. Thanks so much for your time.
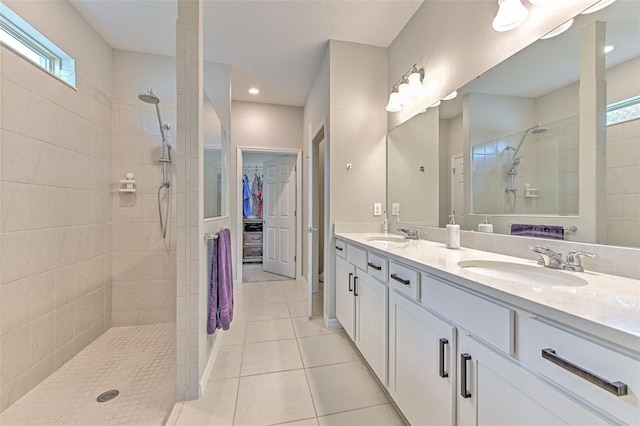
[373,202,382,216]
[392,203,400,215]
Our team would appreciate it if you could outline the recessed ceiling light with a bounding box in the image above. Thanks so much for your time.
[605,44,615,53]
[248,87,259,95]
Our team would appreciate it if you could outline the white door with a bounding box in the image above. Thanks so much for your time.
[451,154,464,228]
[263,156,297,278]
[335,257,355,340]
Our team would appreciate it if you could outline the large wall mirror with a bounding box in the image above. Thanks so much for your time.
[204,91,229,219]
[387,0,639,247]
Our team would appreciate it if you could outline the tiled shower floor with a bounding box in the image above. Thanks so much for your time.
[0,323,176,426]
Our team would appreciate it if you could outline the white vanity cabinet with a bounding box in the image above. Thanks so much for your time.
[457,332,607,426]
[335,241,388,384]
[388,289,455,425]
[335,255,356,339]
[334,235,638,425]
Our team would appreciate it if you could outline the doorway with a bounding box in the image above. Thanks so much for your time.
[307,123,327,318]
[237,148,302,284]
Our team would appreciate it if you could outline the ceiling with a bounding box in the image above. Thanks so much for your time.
[69,0,423,107]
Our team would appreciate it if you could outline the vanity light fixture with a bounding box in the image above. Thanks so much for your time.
[442,90,458,101]
[492,0,528,32]
[248,87,260,95]
[581,0,617,15]
[430,100,441,108]
[386,64,425,112]
[540,18,574,40]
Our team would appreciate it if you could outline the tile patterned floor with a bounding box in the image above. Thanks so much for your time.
[0,323,176,426]
[242,264,295,283]
[168,280,407,426]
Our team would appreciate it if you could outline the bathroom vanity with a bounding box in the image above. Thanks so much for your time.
[335,233,639,425]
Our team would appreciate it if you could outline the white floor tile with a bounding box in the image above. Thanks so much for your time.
[219,321,247,347]
[292,317,341,338]
[234,370,316,426]
[288,301,310,317]
[274,418,320,426]
[209,344,243,381]
[245,318,295,343]
[306,361,388,416]
[317,404,405,426]
[241,339,303,376]
[175,377,238,426]
[297,333,360,368]
[247,302,291,321]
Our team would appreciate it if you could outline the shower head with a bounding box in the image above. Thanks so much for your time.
[138,88,159,104]
[512,157,522,167]
[532,126,548,134]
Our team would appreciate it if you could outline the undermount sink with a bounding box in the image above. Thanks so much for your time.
[366,236,410,243]
[457,260,588,287]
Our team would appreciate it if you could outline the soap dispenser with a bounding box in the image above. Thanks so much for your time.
[446,210,460,249]
[478,215,493,233]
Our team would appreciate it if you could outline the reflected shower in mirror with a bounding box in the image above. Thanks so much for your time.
[472,116,578,216]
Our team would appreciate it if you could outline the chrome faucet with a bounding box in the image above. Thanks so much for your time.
[530,246,596,272]
[398,228,420,240]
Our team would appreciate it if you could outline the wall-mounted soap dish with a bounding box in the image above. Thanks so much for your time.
[119,173,136,193]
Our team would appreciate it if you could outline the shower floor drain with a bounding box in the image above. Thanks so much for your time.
[96,390,119,403]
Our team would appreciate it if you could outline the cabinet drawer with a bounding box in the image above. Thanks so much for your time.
[347,244,367,270]
[527,318,639,424]
[421,273,514,355]
[335,239,347,259]
[388,261,420,301]
[244,221,262,232]
[366,252,388,283]
[243,232,263,245]
[243,246,263,258]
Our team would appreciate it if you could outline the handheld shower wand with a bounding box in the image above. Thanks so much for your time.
[138,88,173,238]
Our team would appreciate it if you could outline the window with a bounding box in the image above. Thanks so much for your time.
[0,2,75,87]
[607,95,640,126]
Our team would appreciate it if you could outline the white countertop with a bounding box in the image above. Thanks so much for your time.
[336,232,640,354]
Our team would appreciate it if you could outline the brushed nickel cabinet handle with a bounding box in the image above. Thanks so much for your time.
[541,348,627,397]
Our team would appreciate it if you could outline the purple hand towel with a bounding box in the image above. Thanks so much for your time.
[510,224,564,240]
[216,228,234,330]
[207,233,219,334]
[207,228,234,334]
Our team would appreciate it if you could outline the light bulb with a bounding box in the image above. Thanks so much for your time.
[604,44,615,53]
[407,71,423,98]
[492,0,528,32]
[386,92,402,112]
[540,19,573,40]
[397,80,411,105]
[430,100,441,108]
[581,0,617,15]
[248,87,259,95]
[443,91,458,101]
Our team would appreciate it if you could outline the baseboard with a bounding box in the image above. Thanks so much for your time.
[324,315,342,330]
[198,333,222,397]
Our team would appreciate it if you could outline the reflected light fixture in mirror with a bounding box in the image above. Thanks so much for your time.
[540,19,574,39]
[442,90,457,101]
[386,64,425,112]
[581,0,618,15]
[492,0,528,32]
[248,87,259,95]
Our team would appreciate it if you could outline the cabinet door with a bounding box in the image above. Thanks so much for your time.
[355,271,388,385]
[457,333,607,426]
[336,256,356,340]
[389,290,455,426]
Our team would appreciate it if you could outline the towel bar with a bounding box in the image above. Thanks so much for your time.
[506,224,577,232]
[204,233,219,242]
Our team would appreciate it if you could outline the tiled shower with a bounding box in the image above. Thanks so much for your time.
[0,42,178,419]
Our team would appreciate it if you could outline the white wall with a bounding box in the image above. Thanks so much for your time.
[326,40,388,321]
[301,45,329,284]
[0,0,113,411]
[111,49,177,327]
